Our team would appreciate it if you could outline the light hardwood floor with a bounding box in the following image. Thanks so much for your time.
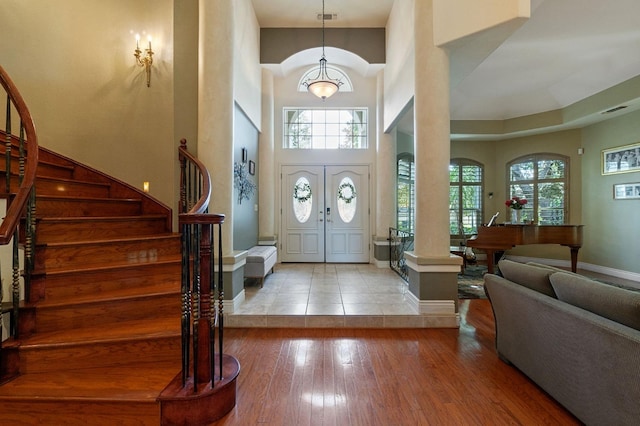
[212,299,581,425]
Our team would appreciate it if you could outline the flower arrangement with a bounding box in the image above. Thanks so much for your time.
[505,196,527,210]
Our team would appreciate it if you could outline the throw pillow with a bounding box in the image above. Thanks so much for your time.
[550,272,640,331]
[498,259,556,298]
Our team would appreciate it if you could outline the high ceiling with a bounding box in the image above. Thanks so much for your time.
[252,0,640,134]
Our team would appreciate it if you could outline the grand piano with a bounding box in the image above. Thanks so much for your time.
[466,224,584,274]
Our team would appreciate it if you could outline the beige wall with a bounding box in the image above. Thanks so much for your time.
[581,110,640,273]
[0,0,176,212]
[234,0,262,130]
[384,0,415,131]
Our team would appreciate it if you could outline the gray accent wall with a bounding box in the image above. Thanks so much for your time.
[233,103,259,250]
[260,28,385,64]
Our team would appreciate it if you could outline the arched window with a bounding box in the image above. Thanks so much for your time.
[450,159,484,236]
[397,153,415,233]
[507,154,569,225]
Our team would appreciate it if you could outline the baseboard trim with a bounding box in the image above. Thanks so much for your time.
[404,291,459,327]
[374,259,388,268]
[223,289,245,314]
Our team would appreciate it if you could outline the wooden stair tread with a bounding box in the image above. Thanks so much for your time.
[39,257,181,275]
[34,280,180,307]
[0,363,180,400]
[39,159,74,170]
[37,233,180,247]
[37,214,168,223]
[19,316,181,347]
[36,175,110,187]
[36,194,141,202]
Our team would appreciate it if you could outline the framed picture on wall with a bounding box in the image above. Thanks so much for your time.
[613,183,640,200]
[241,148,248,163]
[602,142,640,175]
[249,160,255,175]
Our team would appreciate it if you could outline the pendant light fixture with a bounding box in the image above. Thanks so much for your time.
[304,0,342,100]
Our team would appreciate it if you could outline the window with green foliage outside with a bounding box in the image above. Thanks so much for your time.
[283,108,367,149]
[397,154,415,233]
[450,159,483,237]
[507,154,568,225]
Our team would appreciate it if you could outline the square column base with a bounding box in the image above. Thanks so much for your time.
[373,235,390,267]
[405,252,462,323]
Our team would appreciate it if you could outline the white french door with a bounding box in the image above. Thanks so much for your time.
[281,165,369,263]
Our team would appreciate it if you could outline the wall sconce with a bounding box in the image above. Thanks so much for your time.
[134,34,154,87]
[143,181,150,193]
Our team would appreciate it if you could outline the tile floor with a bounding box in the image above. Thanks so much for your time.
[226,263,432,328]
[225,261,640,329]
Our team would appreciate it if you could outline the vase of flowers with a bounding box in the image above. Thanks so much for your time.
[505,196,527,223]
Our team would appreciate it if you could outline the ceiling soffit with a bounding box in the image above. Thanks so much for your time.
[260,28,385,65]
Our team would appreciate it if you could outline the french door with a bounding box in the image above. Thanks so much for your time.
[281,165,369,263]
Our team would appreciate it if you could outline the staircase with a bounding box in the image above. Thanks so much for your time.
[0,144,185,424]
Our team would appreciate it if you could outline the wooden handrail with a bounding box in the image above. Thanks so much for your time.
[0,65,38,244]
[176,138,231,401]
[178,138,210,214]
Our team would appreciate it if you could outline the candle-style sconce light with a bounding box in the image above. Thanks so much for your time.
[134,34,154,87]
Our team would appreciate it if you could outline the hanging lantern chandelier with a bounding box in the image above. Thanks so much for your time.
[304,0,342,100]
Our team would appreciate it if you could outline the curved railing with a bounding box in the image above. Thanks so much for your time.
[389,227,413,283]
[179,138,210,215]
[177,139,226,392]
[0,65,38,359]
[0,65,38,244]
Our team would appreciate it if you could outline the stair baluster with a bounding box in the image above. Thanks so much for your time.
[157,139,238,424]
[178,137,224,389]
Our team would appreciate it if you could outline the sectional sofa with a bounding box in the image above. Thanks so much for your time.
[484,259,640,425]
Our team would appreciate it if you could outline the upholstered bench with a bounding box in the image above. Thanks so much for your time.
[244,245,277,287]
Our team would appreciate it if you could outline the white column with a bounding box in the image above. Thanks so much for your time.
[376,69,395,238]
[197,0,234,255]
[413,0,450,259]
[258,69,276,243]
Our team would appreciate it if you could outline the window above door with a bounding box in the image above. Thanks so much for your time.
[283,108,368,149]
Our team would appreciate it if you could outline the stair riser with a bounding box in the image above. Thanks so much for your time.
[37,162,75,179]
[35,238,181,270]
[0,146,74,179]
[40,263,181,302]
[7,175,111,198]
[35,294,182,333]
[36,198,142,217]
[35,218,170,243]
[20,335,181,374]
[35,178,111,198]
[0,400,159,426]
